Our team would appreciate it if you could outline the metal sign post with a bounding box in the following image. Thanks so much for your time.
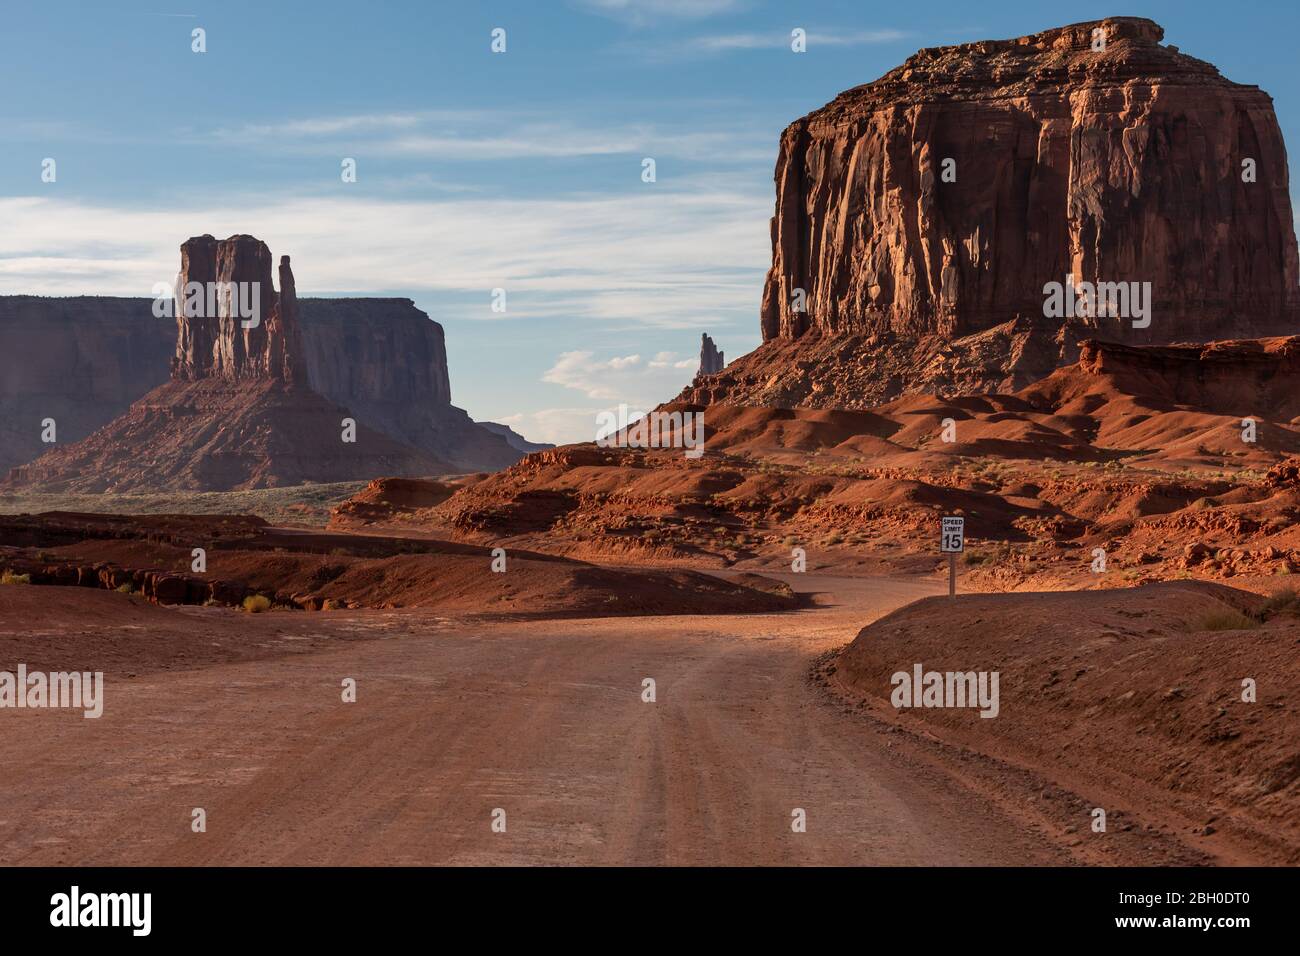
[940,516,964,597]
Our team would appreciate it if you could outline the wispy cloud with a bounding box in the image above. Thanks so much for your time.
[689,27,909,52]
[538,348,699,442]
[544,351,643,400]
[0,186,769,329]
[494,407,604,446]
[621,26,910,61]
[208,111,772,164]
[574,0,746,26]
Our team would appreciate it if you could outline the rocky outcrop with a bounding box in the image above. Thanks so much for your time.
[698,333,725,376]
[689,17,1299,409]
[1064,335,1300,418]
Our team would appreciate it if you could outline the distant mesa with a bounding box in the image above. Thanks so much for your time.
[681,17,1299,410]
[475,420,553,455]
[0,239,550,478]
[2,235,524,493]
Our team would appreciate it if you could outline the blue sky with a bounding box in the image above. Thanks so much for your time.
[2,0,1298,443]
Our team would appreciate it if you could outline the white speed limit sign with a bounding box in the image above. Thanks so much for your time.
[941,516,965,553]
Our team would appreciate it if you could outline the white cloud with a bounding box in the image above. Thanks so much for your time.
[219,114,427,137]
[206,112,770,164]
[544,351,642,400]
[689,28,908,52]
[0,187,769,329]
[542,347,697,422]
[618,26,910,60]
[495,407,604,446]
[648,351,694,369]
[575,0,745,25]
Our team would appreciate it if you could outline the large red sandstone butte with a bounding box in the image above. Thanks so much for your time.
[685,17,1300,409]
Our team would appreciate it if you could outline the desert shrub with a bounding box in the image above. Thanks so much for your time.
[115,582,135,594]
[1198,609,1261,632]
[243,594,272,613]
[1260,587,1300,619]
[1,571,31,585]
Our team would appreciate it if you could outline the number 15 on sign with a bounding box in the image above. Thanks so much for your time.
[941,516,964,596]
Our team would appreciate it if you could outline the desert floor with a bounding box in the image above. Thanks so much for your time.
[0,569,1278,866]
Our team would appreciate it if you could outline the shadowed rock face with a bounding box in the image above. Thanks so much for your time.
[752,17,1297,360]
[173,234,306,384]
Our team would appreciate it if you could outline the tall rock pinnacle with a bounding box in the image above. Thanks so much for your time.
[172,234,306,383]
[698,333,725,376]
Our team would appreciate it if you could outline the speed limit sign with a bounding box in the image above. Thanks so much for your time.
[941,516,965,553]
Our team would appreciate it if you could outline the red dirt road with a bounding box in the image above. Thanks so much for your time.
[0,574,1231,865]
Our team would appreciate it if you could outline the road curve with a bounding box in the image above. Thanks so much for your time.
[0,574,1131,865]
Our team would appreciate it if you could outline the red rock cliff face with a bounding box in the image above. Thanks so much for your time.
[1072,336,1300,417]
[172,234,306,383]
[760,16,1298,347]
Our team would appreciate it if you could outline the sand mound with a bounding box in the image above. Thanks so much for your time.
[329,476,461,526]
[4,379,452,493]
[830,581,1300,861]
[335,336,1300,579]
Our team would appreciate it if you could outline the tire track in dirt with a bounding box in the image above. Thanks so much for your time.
[0,574,1210,865]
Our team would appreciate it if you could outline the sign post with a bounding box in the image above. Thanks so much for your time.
[940,516,964,597]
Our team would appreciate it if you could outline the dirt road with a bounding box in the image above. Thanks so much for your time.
[0,574,1208,865]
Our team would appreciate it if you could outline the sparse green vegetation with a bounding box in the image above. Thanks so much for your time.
[1260,587,1300,619]
[0,570,32,585]
[115,582,135,594]
[0,481,370,527]
[243,594,272,613]
[1198,608,1261,631]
